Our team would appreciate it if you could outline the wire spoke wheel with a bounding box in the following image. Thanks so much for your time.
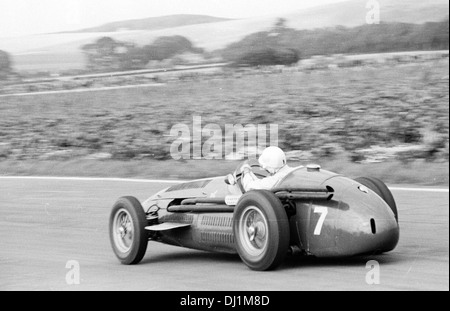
[233,190,290,271]
[109,196,148,265]
[239,206,269,257]
[113,209,135,253]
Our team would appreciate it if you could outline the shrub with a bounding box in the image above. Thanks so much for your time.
[233,48,300,67]
[144,35,204,62]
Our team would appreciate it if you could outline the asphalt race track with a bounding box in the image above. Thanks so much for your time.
[0,177,448,291]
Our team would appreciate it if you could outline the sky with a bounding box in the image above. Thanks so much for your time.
[0,0,348,37]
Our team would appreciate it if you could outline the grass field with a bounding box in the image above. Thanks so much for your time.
[0,59,448,184]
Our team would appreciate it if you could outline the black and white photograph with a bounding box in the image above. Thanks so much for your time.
[0,0,448,294]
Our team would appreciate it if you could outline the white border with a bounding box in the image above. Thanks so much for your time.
[0,176,448,192]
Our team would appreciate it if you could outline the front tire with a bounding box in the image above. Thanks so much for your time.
[109,196,148,265]
[233,190,290,271]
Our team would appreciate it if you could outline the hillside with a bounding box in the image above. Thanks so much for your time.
[282,0,449,29]
[67,14,232,33]
[2,0,449,72]
[66,0,449,35]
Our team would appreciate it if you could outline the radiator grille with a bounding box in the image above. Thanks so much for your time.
[201,215,233,228]
[160,213,194,224]
[200,232,235,245]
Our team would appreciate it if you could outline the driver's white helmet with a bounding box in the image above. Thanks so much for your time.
[258,146,286,174]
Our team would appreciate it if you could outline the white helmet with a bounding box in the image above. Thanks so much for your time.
[258,146,286,174]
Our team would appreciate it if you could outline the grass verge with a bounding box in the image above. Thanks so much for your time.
[0,159,447,186]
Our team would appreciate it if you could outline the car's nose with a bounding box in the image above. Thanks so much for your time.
[334,188,400,256]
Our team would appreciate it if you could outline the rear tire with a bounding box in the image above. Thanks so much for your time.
[355,177,398,223]
[109,196,148,265]
[233,190,290,271]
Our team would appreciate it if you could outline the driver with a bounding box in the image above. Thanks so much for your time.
[241,146,296,192]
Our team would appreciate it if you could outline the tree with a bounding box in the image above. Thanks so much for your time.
[144,36,204,61]
[96,36,118,56]
[81,35,205,72]
[221,19,449,60]
[274,18,287,31]
[235,48,300,67]
[119,47,149,70]
[81,37,135,71]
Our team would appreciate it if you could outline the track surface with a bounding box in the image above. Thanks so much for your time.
[0,178,448,291]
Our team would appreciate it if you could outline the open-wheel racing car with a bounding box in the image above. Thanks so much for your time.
[109,162,399,271]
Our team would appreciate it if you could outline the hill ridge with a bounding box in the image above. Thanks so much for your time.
[66,14,233,33]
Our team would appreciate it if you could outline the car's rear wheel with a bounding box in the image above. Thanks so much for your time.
[355,177,398,223]
[109,196,148,265]
[233,190,290,271]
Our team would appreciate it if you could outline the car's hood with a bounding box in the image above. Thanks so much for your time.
[145,166,340,206]
[146,176,231,202]
[276,166,340,189]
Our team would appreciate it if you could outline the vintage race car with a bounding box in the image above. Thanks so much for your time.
[109,162,399,271]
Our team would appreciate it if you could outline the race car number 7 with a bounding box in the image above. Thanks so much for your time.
[313,206,328,235]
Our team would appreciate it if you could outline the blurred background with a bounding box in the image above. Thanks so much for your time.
[0,0,448,185]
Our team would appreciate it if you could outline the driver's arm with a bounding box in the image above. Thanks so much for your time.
[241,165,279,191]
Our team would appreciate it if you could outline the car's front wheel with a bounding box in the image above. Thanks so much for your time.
[109,196,148,265]
[233,190,290,271]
